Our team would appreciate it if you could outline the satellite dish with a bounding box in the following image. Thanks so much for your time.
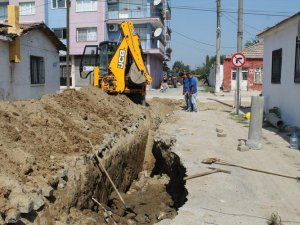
[153,0,162,6]
[153,28,163,38]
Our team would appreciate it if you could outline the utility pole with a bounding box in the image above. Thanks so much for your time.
[215,0,221,93]
[235,0,243,114]
[66,0,70,88]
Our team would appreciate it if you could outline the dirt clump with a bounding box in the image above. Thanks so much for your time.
[107,172,176,225]
[0,87,181,224]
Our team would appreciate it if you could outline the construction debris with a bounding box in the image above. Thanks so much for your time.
[237,139,249,152]
[216,125,227,137]
[184,167,231,181]
[202,158,300,181]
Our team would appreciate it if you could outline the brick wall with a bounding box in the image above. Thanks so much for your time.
[223,58,263,91]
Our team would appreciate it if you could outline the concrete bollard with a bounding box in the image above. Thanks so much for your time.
[246,96,264,150]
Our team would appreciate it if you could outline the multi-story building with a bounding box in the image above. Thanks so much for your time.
[69,0,105,87]
[0,1,8,22]
[106,0,171,88]
[0,0,171,89]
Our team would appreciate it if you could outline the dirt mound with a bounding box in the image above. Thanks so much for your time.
[0,87,179,224]
[0,87,142,182]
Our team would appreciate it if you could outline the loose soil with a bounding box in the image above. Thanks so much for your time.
[0,87,184,224]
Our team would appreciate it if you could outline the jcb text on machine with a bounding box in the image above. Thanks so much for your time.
[79,21,152,104]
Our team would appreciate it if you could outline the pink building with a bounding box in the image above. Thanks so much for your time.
[69,0,105,87]
[1,0,172,88]
[9,0,44,23]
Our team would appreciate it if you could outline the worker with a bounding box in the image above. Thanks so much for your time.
[182,72,190,110]
[187,72,198,112]
[160,76,168,93]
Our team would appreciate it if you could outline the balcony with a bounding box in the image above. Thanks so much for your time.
[106,7,164,28]
[164,2,171,20]
[165,47,172,61]
[165,26,171,41]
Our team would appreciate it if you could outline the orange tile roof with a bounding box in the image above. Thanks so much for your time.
[226,42,264,59]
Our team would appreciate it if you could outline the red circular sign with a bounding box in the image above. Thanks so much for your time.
[231,52,246,68]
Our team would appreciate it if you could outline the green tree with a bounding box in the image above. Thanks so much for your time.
[194,55,226,79]
[172,61,190,75]
[163,62,171,75]
[244,37,260,48]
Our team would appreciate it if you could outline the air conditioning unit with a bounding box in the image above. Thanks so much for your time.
[108,24,118,32]
[108,0,118,3]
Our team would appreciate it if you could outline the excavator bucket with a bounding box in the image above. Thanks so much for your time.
[128,62,146,85]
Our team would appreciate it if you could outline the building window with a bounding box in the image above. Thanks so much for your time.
[76,27,97,42]
[53,28,67,39]
[255,68,263,83]
[30,56,45,85]
[76,0,97,12]
[52,0,66,8]
[0,4,8,21]
[60,65,72,86]
[232,68,248,80]
[119,0,146,11]
[135,26,147,40]
[271,48,282,84]
[19,2,36,16]
[295,37,300,83]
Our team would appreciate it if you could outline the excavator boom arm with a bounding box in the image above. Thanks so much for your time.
[120,21,152,85]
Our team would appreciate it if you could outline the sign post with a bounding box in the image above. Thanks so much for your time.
[231,52,246,114]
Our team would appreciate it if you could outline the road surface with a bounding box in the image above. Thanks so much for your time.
[152,88,300,225]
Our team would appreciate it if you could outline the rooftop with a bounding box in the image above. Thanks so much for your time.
[0,22,66,51]
[257,11,300,37]
[226,42,264,59]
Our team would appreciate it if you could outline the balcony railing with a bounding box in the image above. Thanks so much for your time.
[140,39,150,50]
[106,7,164,22]
[164,2,171,20]
[140,38,165,55]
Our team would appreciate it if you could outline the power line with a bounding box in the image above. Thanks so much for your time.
[222,13,256,37]
[170,6,294,17]
[173,29,235,49]
[172,39,215,53]
[223,12,261,32]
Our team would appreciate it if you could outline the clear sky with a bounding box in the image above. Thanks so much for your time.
[168,0,300,69]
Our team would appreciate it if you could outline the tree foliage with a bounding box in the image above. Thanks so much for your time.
[244,37,260,48]
[172,61,190,75]
[193,55,226,79]
[163,62,171,75]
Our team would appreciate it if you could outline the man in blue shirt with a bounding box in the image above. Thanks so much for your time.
[182,72,190,110]
[187,72,198,112]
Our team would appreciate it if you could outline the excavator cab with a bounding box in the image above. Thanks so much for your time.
[79,42,118,87]
[79,45,98,79]
[98,41,118,77]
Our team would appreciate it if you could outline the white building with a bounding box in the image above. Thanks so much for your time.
[258,12,300,127]
[0,23,66,100]
[208,65,223,91]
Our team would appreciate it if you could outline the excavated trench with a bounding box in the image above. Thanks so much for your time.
[33,116,188,225]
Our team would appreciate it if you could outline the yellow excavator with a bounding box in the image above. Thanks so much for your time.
[79,21,152,104]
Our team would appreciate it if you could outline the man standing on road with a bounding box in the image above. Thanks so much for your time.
[182,72,190,110]
[187,73,198,112]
